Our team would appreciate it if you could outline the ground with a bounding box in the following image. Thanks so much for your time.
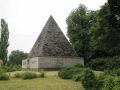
[0,71,84,90]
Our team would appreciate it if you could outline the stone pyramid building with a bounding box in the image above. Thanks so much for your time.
[22,16,83,70]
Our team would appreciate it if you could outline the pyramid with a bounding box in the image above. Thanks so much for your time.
[22,16,83,70]
[29,15,78,58]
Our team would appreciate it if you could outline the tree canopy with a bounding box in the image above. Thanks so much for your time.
[9,50,28,65]
[0,19,9,65]
[66,4,97,64]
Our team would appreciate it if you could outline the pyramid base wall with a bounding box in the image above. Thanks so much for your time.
[22,57,84,71]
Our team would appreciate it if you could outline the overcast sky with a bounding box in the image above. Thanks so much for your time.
[0,0,107,54]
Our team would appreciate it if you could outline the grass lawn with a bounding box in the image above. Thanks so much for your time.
[0,76,84,90]
[0,70,103,90]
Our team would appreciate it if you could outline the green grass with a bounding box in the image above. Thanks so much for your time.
[0,76,84,90]
[0,70,102,90]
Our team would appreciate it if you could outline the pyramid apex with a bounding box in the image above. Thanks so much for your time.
[48,15,54,20]
[50,15,53,17]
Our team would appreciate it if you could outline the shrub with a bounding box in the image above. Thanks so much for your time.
[0,67,7,74]
[14,73,22,78]
[0,65,22,72]
[81,68,97,90]
[39,70,45,78]
[74,63,84,68]
[94,73,108,90]
[7,65,22,72]
[113,85,120,90]
[112,68,120,76]
[0,73,9,80]
[58,64,85,79]
[72,73,84,81]
[21,72,38,80]
[59,67,84,79]
[102,75,115,90]
[113,78,120,90]
[58,67,72,79]
[89,56,120,71]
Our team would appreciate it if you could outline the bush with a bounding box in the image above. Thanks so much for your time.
[112,68,120,76]
[0,67,7,74]
[7,65,22,72]
[0,65,22,72]
[113,78,120,90]
[94,73,108,90]
[58,67,84,79]
[0,73,9,80]
[39,70,45,78]
[89,56,120,71]
[81,68,97,90]
[74,63,84,68]
[58,64,85,79]
[14,73,22,78]
[21,72,38,80]
[102,75,115,90]
[104,68,120,77]
[58,67,72,79]
[72,73,84,81]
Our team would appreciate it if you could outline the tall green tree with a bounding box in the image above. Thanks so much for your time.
[66,4,97,64]
[0,19,9,65]
[9,50,28,65]
[90,3,120,57]
[108,0,120,28]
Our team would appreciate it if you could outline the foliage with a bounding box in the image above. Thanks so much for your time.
[89,56,120,71]
[39,69,46,78]
[21,72,38,80]
[113,78,120,90]
[7,65,22,72]
[0,65,22,72]
[14,73,22,78]
[66,4,97,64]
[0,67,7,74]
[72,73,84,82]
[58,64,85,79]
[0,19,9,65]
[95,73,108,90]
[90,3,120,56]
[105,68,120,77]
[58,67,73,79]
[108,0,120,28]
[9,50,28,65]
[0,73,9,80]
[74,63,85,68]
[102,75,115,90]
[112,69,120,76]
[81,68,97,90]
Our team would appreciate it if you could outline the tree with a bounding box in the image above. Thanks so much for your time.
[0,19,9,65]
[9,50,28,65]
[90,3,120,57]
[66,4,97,64]
[108,0,120,28]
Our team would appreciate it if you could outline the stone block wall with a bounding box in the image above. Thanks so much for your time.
[22,59,28,69]
[22,56,84,70]
[38,57,83,69]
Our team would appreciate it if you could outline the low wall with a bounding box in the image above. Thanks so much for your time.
[22,56,84,70]
[38,57,83,69]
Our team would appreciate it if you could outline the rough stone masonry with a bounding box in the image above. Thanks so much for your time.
[22,15,83,70]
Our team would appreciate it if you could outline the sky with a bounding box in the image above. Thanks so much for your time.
[0,0,107,54]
